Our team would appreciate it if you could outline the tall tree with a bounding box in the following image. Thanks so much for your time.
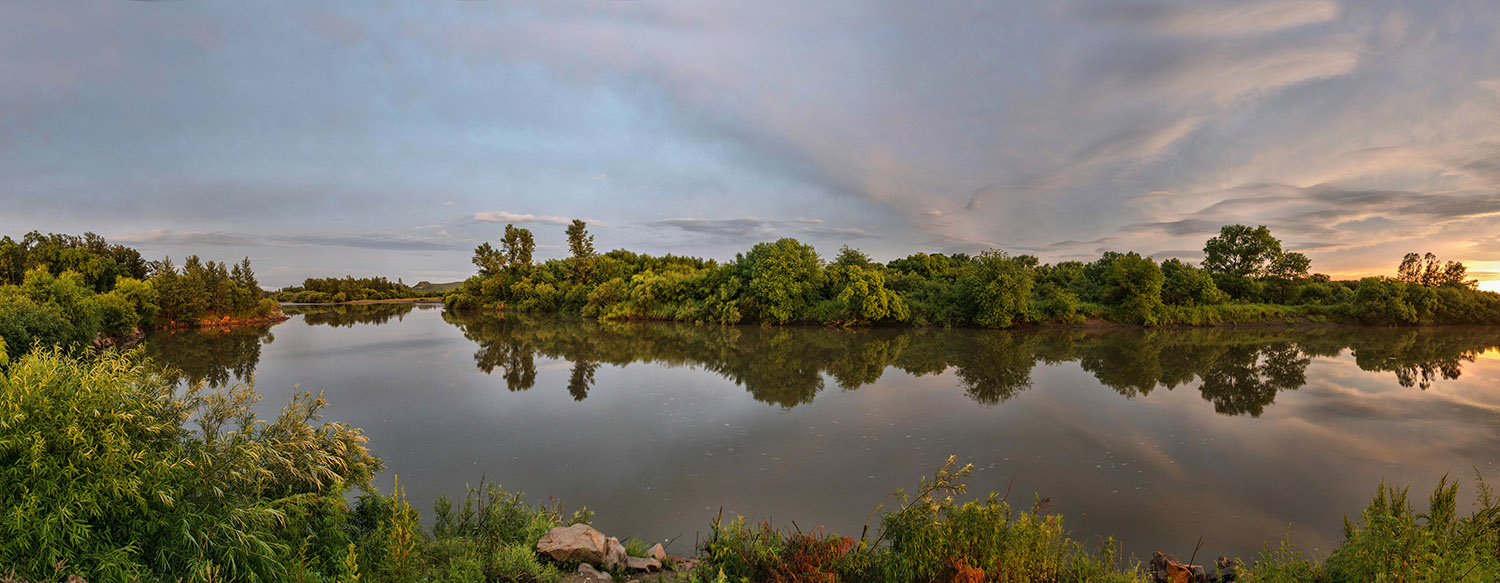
[565,219,596,259]
[1398,252,1475,288]
[501,224,535,269]
[472,242,504,277]
[1202,224,1283,278]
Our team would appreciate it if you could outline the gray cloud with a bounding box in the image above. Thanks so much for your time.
[647,217,876,242]
[473,212,609,227]
[114,229,462,252]
[2,1,1499,284]
[1090,0,1339,37]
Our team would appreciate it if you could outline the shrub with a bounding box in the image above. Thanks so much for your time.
[1323,475,1500,582]
[0,347,381,582]
[1349,277,1418,325]
[963,251,1036,328]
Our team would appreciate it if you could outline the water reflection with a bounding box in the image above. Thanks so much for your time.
[282,302,421,327]
[138,305,1500,561]
[143,324,276,388]
[443,311,1500,416]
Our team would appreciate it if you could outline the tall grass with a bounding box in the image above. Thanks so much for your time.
[695,457,1500,583]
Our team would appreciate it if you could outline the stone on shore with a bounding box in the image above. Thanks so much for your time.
[626,556,663,572]
[647,543,667,561]
[538,524,610,564]
[577,563,613,582]
[604,536,629,569]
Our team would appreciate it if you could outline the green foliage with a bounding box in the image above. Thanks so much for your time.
[1349,277,1419,325]
[566,219,597,260]
[962,251,1036,328]
[149,254,273,326]
[1242,533,1322,583]
[1203,224,1284,278]
[276,275,434,303]
[442,222,1500,328]
[0,231,147,291]
[489,542,562,583]
[1398,252,1476,289]
[697,456,1146,583]
[503,224,537,271]
[1321,475,1500,582]
[825,262,910,324]
[1161,258,1227,307]
[0,348,381,582]
[738,238,824,323]
[1095,252,1165,325]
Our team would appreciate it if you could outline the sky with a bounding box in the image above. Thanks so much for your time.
[3,1,1500,289]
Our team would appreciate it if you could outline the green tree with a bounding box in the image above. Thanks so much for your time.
[565,220,597,284]
[962,250,1036,328]
[736,238,823,324]
[1202,224,1283,278]
[824,263,908,324]
[1399,252,1476,289]
[832,244,872,268]
[472,242,505,277]
[1350,277,1418,325]
[1099,252,1165,325]
[1264,251,1311,303]
[501,224,535,270]
[1160,258,1226,306]
[565,219,595,259]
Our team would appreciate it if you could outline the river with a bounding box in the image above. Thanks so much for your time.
[143,303,1500,563]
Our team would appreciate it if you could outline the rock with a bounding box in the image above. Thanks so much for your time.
[647,543,667,561]
[603,536,629,569]
[1215,556,1242,582]
[538,524,610,564]
[626,556,663,573]
[66,577,88,583]
[1150,552,1208,583]
[577,563,613,582]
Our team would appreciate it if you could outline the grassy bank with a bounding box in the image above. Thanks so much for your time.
[2,348,1496,582]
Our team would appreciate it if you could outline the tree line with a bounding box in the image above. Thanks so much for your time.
[275,275,442,303]
[445,221,1500,327]
[0,231,279,360]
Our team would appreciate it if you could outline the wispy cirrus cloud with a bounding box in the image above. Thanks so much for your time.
[472,212,607,228]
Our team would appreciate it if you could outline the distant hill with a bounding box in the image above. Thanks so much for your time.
[411,280,463,293]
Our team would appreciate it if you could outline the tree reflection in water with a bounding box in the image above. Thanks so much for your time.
[442,311,1500,415]
[143,324,275,388]
[282,302,419,328]
[141,306,1500,414]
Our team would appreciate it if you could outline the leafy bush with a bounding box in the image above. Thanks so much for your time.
[1323,475,1500,582]
[963,251,1036,328]
[0,347,381,582]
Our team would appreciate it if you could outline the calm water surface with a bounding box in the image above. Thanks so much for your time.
[144,304,1500,562]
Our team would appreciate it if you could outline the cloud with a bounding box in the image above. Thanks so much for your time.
[1093,0,1340,37]
[1122,219,1224,236]
[112,229,463,252]
[472,212,609,228]
[647,217,875,241]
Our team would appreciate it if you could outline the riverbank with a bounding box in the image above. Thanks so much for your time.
[282,297,444,306]
[5,345,1498,583]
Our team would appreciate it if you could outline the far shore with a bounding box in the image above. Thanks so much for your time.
[279,298,445,306]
